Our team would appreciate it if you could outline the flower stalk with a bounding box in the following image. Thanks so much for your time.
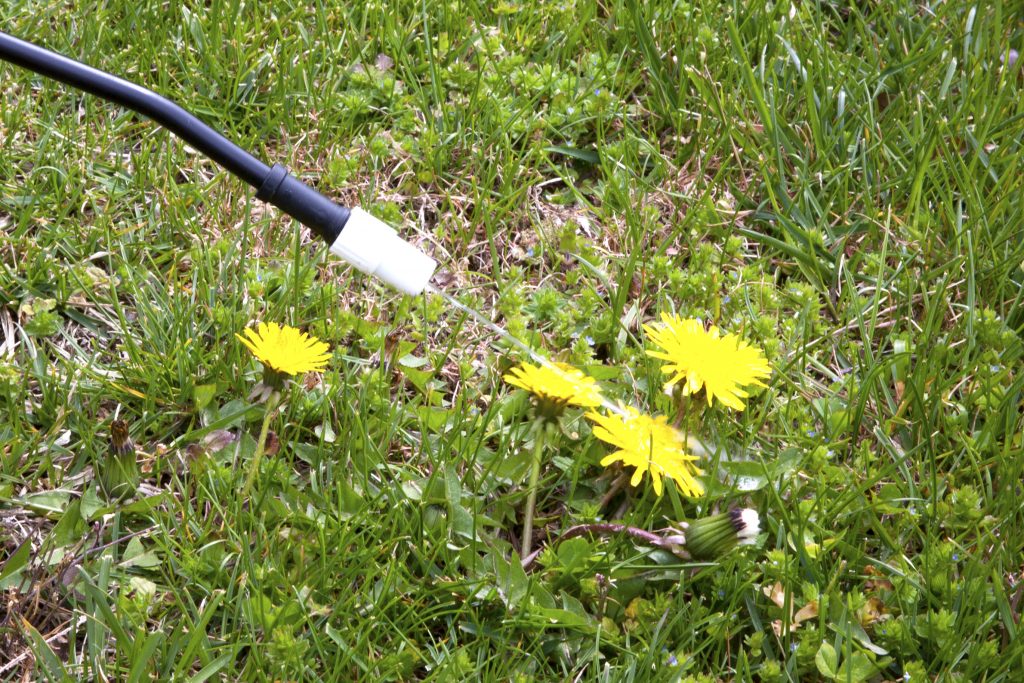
[502,361,606,556]
[240,389,282,500]
[521,423,549,557]
[236,321,331,498]
[520,509,761,569]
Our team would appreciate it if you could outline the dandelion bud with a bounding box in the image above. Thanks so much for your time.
[682,509,761,560]
[97,420,140,501]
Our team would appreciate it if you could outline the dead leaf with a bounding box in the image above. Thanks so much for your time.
[858,597,888,626]
[793,600,818,625]
[202,429,237,453]
[763,582,786,608]
[864,565,894,592]
[763,582,817,632]
[264,431,280,457]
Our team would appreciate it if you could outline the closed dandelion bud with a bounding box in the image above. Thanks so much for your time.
[683,509,760,560]
[97,419,139,501]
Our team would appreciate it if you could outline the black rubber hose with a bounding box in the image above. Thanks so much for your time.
[0,30,349,243]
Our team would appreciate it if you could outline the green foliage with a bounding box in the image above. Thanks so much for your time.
[2,0,1024,680]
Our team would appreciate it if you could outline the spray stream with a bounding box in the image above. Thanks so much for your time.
[423,283,713,462]
[425,284,630,418]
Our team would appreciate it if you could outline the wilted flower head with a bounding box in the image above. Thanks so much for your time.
[97,419,139,501]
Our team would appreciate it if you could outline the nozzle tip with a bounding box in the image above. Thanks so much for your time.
[329,207,437,295]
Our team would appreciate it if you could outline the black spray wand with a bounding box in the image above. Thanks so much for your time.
[0,30,436,295]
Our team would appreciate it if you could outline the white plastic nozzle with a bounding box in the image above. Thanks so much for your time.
[328,207,437,295]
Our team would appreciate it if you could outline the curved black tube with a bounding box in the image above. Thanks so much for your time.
[0,31,269,187]
[0,30,349,243]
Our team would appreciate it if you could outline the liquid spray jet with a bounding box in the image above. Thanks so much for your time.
[0,31,436,295]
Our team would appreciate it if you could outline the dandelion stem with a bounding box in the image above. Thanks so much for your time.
[598,470,631,509]
[241,390,281,500]
[673,390,688,430]
[521,424,548,557]
[521,523,681,569]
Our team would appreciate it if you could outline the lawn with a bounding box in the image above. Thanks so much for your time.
[1,0,1023,680]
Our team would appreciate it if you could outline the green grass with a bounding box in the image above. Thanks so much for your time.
[2,0,1023,680]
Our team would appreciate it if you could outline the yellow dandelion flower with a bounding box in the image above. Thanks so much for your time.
[643,314,771,411]
[236,322,331,376]
[586,406,704,497]
[504,361,604,420]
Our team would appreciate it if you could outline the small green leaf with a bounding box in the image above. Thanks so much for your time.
[445,464,478,540]
[241,593,275,631]
[48,499,86,547]
[402,366,434,393]
[719,460,768,491]
[21,297,62,337]
[336,479,366,516]
[554,537,593,574]
[558,591,593,623]
[21,490,71,515]
[545,145,600,164]
[418,406,452,431]
[80,487,106,521]
[492,551,530,610]
[193,383,218,411]
[121,537,161,569]
[126,575,158,601]
[444,464,462,506]
[118,493,169,516]
[581,364,622,381]
[837,652,881,683]
[815,642,839,680]
[402,476,446,504]
[526,605,593,628]
[314,422,337,443]
[398,353,429,368]
[0,539,31,586]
